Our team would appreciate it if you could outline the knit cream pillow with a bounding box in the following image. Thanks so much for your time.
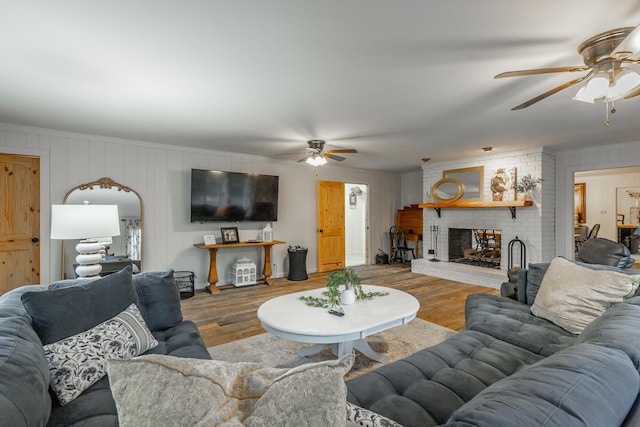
[108,353,354,427]
[531,257,640,334]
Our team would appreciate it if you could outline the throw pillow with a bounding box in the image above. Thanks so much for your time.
[346,402,403,427]
[45,303,158,406]
[531,257,640,334]
[107,353,354,427]
[22,266,137,345]
[132,269,183,331]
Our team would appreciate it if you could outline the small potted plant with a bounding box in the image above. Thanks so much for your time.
[325,267,361,305]
[299,267,388,308]
[514,173,542,200]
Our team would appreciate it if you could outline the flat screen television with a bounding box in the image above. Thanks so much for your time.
[190,169,279,223]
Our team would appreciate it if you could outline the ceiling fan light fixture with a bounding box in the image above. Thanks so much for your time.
[608,68,640,100]
[573,86,596,103]
[583,71,610,100]
[305,154,327,167]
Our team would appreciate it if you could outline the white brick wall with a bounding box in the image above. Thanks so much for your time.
[414,148,555,288]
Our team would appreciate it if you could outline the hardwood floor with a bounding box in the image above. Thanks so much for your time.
[180,264,500,348]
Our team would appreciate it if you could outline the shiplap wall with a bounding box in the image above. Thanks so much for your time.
[0,123,402,286]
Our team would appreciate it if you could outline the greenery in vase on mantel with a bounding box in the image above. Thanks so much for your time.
[514,173,542,200]
[299,267,389,308]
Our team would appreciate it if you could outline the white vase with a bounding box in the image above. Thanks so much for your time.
[341,288,356,305]
[523,190,533,201]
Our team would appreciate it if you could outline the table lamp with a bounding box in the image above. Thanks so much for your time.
[51,203,120,278]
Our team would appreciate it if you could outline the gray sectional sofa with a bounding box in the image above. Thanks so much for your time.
[0,267,210,427]
[346,259,640,427]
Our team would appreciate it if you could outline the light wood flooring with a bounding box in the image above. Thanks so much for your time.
[180,264,500,348]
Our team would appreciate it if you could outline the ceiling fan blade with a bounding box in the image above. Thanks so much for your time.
[325,153,346,161]
[511,74,591,110]
[495,66,589,79]
[275,151,308,157]
[624,85,640,99]
[612,25,640,58]
[326,149,358,154]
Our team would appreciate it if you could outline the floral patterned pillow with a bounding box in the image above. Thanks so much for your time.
[346,401,403,427]
[44,303,158,405]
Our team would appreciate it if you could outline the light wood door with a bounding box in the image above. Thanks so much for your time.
[0,154,40,294]
[317,180,345,272]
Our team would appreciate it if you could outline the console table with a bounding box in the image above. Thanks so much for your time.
[194,240,285,294]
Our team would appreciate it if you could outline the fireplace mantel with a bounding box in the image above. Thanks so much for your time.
[418,200,533,219]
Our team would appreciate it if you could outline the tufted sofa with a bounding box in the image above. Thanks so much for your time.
[346,260,640,427]
[0,267,211,427]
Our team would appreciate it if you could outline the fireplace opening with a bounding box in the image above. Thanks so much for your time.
[448,228,501,269]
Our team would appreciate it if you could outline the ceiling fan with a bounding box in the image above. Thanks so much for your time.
[277,140,358,166]
[495,25,640,113]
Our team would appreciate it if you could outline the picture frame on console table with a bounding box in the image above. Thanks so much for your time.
[220,227,239,244]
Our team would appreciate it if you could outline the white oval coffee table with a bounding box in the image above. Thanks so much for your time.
[257,285,419,362]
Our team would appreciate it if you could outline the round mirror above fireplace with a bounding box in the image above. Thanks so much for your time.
[432,178,464,203]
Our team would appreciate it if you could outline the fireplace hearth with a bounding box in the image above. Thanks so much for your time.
[448,228,501,269]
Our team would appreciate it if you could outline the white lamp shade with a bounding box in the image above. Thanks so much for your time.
[582,71,610,100]
[608,69,640,100]
[573,85,596,103]
[51,204,120,240]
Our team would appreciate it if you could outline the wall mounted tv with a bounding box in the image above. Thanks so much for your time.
[190,169,279,223]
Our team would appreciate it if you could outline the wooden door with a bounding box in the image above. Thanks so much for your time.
[0,154,40,294]
[317,181,345,272]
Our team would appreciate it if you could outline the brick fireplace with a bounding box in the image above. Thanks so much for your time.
[411,148,555,289]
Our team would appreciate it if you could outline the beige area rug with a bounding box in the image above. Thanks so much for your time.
[207,318,457,379]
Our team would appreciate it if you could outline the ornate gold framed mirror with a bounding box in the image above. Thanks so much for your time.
[432,177,464,202]
[443,166,484,201]
[61,178,143,279]
[574,183,586,224]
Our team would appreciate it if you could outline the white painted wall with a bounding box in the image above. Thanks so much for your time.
[0,123,401,287]
[400,170,423,206]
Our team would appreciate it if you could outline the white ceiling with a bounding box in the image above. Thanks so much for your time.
[3,1,640,172]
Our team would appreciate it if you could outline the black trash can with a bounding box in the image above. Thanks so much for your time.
[174,271,195,299]
[287,246,308,281]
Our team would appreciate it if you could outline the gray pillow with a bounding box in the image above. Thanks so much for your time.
[21,266,137,345]
[524,262,549,305]
[132,270,183,331]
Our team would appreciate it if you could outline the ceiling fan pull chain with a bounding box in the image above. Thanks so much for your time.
[604,101,610,126]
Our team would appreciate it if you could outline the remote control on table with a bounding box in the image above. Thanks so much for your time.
[328,309,344,317]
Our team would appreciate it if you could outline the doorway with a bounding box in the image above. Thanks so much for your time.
[317,181,368,272]
[0,153,40,294]
[574,166,640,244]
[345,183,368,267]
